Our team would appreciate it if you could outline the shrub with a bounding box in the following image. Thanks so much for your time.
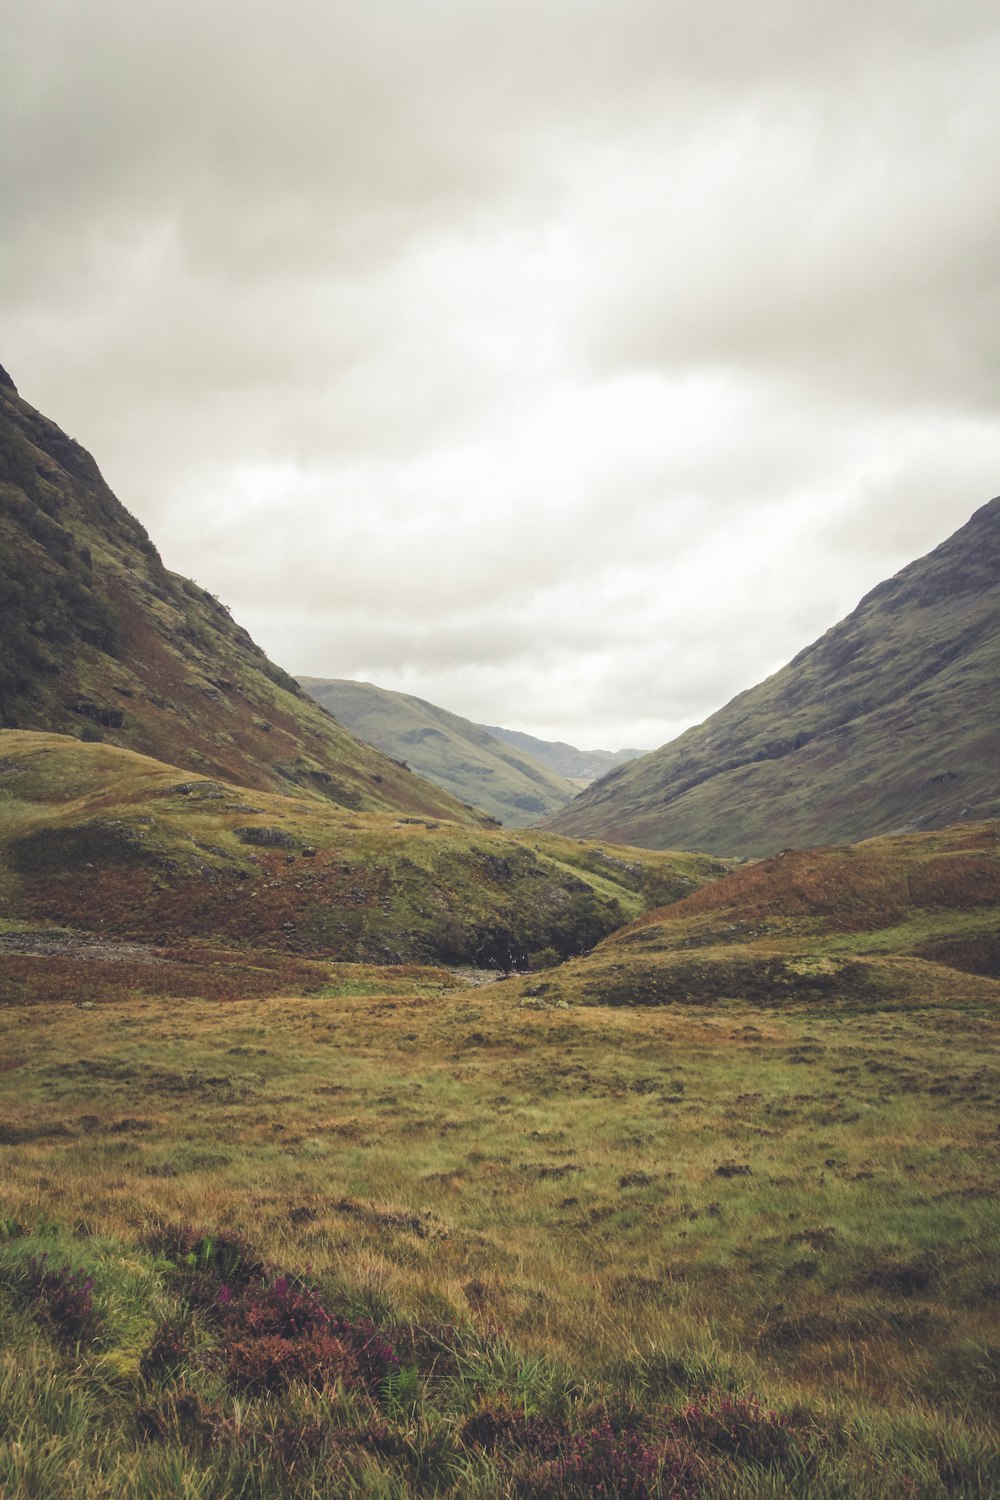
[551,1414,696,1499]
[20,1252,101,1344]
[222,1328,355,1394]
[140,1319,189,1380]
[215,1274,401,1397]
[473,1406,701,1499]
[146,1223,267,1308]
[671,1391,799,1467]
[459,1401,566,1457]
[329,1314,401,1391]
[136,1388,232,1451]
[229,1275,329,1339]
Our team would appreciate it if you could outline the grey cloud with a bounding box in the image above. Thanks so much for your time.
[579,25,1000,410]
[3,0,998,748]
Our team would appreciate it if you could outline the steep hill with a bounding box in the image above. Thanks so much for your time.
[482,724,642,786]
[298,678,577,825]
[0,364,475,822]
[514,820,1000,1010]
[547,496,1000,855]
[0,731,725,977]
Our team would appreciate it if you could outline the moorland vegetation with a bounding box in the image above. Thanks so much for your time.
[1,954,998,1497]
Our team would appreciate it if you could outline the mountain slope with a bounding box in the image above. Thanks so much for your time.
[0,364,478,822]
[547,495,1000,855]
[482,724,642,786]
[298,678,577,825]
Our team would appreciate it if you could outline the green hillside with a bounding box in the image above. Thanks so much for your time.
[0,730,723,980]
[547,495,1000,855]
[299,678,577,825]
[0,365,475,823]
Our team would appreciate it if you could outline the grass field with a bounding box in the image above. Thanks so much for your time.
[2,965,998,1497]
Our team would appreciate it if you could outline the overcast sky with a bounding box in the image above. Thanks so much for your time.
[2,1,998,749]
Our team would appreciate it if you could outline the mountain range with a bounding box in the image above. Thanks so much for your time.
[0,364,722,968]
[547,495,1000,856]
[297,677,577,826]
[482,725,642,786]
[4,356,998,886]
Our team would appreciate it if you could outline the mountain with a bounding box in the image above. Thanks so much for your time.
[298,678,577,825]
[482,725,643,786]
[513,819,1000,1009]
[546,496,1000,856]
[0,364,478,823]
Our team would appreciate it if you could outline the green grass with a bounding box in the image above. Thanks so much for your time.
[1,971,998,1496]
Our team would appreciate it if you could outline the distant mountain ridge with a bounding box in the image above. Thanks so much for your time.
[298,678,577,825]
[0,364,482,823]
[482,725,643,785]
[546,495,1000,856]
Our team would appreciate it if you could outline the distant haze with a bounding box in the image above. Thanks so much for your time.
[2,1,998,748]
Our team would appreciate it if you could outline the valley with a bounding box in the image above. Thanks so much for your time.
[1,369,998,1497]
[297,679,579,827]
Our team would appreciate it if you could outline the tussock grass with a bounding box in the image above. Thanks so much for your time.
[1,971,998,1495]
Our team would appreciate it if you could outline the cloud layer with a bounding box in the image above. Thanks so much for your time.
[3,0,998,747]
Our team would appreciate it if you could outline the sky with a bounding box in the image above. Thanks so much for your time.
[2,1,998,751]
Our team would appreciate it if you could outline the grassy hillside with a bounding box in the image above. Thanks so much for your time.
[298,679,577,826]
[1,941,998,1495]
[0,367,476,823]
[483,725,643,786]
[547,496,1000,855]
[510,821,1000,1011]
[0,730,723,979]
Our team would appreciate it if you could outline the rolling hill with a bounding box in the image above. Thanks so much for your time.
[546,495,1000,855]
[0,364,475,823]
[298,677,578,825]
[0,730,725,984]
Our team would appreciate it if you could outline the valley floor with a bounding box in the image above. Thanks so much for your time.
[1,969,998,1497]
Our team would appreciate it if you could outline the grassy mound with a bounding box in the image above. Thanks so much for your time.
[513,822,1000,1010]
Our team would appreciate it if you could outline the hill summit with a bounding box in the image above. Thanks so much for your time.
[546,496,1000,856]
